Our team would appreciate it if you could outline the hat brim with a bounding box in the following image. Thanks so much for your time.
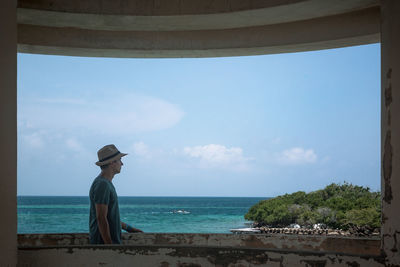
[96,153,127,166]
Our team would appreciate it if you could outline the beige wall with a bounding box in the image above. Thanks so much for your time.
[0,0,17,266]
[381,0,400,265]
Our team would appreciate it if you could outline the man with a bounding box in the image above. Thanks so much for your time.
[89,144,142,244]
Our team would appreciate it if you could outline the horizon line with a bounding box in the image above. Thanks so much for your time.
[17,195,270,198]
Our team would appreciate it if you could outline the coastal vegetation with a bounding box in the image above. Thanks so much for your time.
[245,182,380,231]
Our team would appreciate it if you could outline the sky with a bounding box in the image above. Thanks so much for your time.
[17,43,381,197]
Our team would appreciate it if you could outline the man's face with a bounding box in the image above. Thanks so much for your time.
[111,158,123,174]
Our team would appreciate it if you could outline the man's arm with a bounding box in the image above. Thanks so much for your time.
[121,221,143,233]
[95,204,113,244]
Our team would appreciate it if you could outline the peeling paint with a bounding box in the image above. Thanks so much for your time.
[390,231,400,253]
[17,245,386,267]
[118,246,161,256]
[165,247,275,266]
[385,82,392,108]
[383,66,393,206]
[17,233,386,266]
[383,130,393,203]
[269,255,284,267]
[300,259,326,267]
[18,233,381,257]
[386,68,392,79]
[242,234,275,250]
[345,261,360,267]
[66,247,75,254]
[176,262,201,267]
[381,212,388,224]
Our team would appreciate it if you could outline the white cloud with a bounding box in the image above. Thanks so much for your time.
[183,144,251,171]
[277,147,317,165]
[271,137,281,145]
[65,138,84,152]
[35,98,87,105]
[18,94,184,135]
[131,142,152,158]
[22,132,45,148]
[64,137,92,160]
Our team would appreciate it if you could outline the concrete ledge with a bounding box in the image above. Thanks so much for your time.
[17,233,384,267]
[18,233,381,257]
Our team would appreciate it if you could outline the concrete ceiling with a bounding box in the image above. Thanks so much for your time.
[17,0,381,58]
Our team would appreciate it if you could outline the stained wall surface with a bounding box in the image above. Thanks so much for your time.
[17,246,385,267]
[0,0,17,266]
[381,0,400,266]
[17,233,384,267]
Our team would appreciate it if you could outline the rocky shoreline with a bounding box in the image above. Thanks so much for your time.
[231,223,381,237]
[250,226,380,237]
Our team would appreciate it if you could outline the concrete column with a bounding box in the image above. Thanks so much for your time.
[0,0,17,266]
[381,0,400,265]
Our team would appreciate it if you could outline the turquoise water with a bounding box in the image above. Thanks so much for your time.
[17,196,266,234]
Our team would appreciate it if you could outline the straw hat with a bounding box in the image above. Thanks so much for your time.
[95,144,127,166]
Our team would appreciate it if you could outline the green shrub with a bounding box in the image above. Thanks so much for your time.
[245,182,381,230]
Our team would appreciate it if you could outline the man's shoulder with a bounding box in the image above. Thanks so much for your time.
[90,176,112,191]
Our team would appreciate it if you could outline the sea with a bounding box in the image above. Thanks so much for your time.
[17,196,266,234]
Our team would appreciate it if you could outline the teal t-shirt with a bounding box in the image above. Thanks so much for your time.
[89,176,121,244]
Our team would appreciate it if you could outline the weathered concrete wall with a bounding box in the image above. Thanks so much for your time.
[381,0,400,266]
[18,233,384,267]
[0,0,17,266]
[17,245,385,267]
[18,233,381,257]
